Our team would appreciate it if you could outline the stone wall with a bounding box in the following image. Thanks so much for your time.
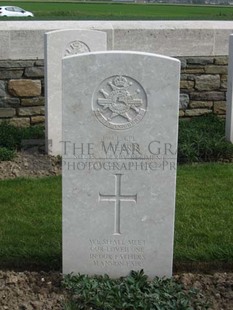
[0,60,44,127]
[179,56,227,118]
[0,56,228,127]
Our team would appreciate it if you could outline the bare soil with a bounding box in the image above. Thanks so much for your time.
[0,271,67,310]
[0,271,232,309]
[0,151,232,309]
[0,151,61,180]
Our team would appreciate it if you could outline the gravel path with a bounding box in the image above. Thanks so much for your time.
[0,152,232,309]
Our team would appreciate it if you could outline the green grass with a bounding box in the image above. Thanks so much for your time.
[0,176,62,270]
[0,163,232,270]
[175,163,233,262]
[0,122,44,161]
[1,2,233,20]
[178,115,233,163]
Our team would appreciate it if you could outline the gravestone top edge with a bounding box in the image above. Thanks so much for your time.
[45,29,107,36]
[62,50,181,65]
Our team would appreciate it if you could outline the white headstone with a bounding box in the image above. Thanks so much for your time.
[45,29,107,155]
[62,51,180,278]
[226,34,233,143]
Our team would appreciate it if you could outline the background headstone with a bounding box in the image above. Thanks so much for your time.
[45,29,107,155]
[62,51,180,278]
[226,34,233,143]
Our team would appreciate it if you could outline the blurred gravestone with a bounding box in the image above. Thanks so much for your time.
[45,29,107,155]
[226,34,233,143]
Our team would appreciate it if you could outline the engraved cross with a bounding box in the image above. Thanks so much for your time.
[99,174,137,235]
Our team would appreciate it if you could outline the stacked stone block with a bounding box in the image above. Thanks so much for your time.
[0,60,44,127]
[0,56,228,126]
[178,56,227,118]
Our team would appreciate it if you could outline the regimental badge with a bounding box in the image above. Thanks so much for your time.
[64,41,90,57]
[93,75,147,130]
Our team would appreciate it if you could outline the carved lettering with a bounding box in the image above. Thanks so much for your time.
[89,239,146,268]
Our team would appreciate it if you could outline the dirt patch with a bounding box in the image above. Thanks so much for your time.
[0,271,67,310]
[0,271,232,309]
[0,151,61,180]
[175,272,233,310]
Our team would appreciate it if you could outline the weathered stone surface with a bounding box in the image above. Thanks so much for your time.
[182,68,205,74]
[21,97,45,106]
[189,101,213,108]
[184,109,212,117]
[0,70,23,79]
[213,101,226,115]
[190,91,225,101]
[195,75,220,91]
[9,117,30,127]
[18,106,45,116]
[177,57,187,69]
[179,110,185,117]
[0,60,34,68]
[214,56,228,65]
[180,80,194,90]
[179,93,189,109]
[34,60,44,66]
[31,115,45,124]
[205,65,228,75]
[0,97,20,108]
[8,80,41,97]
[180,74,196,81]
[24,67,44,78]
[114,24,217,56]
[1,21,233,59]
[221,75,227,89]
[186,57,214,65]
[0,81,6,97]
[0,108,16,118]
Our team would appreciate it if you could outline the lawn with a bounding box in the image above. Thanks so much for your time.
[0,176,62,270]
[175,163,233,262]
[1,2,233,20]
[0,163,232,270]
